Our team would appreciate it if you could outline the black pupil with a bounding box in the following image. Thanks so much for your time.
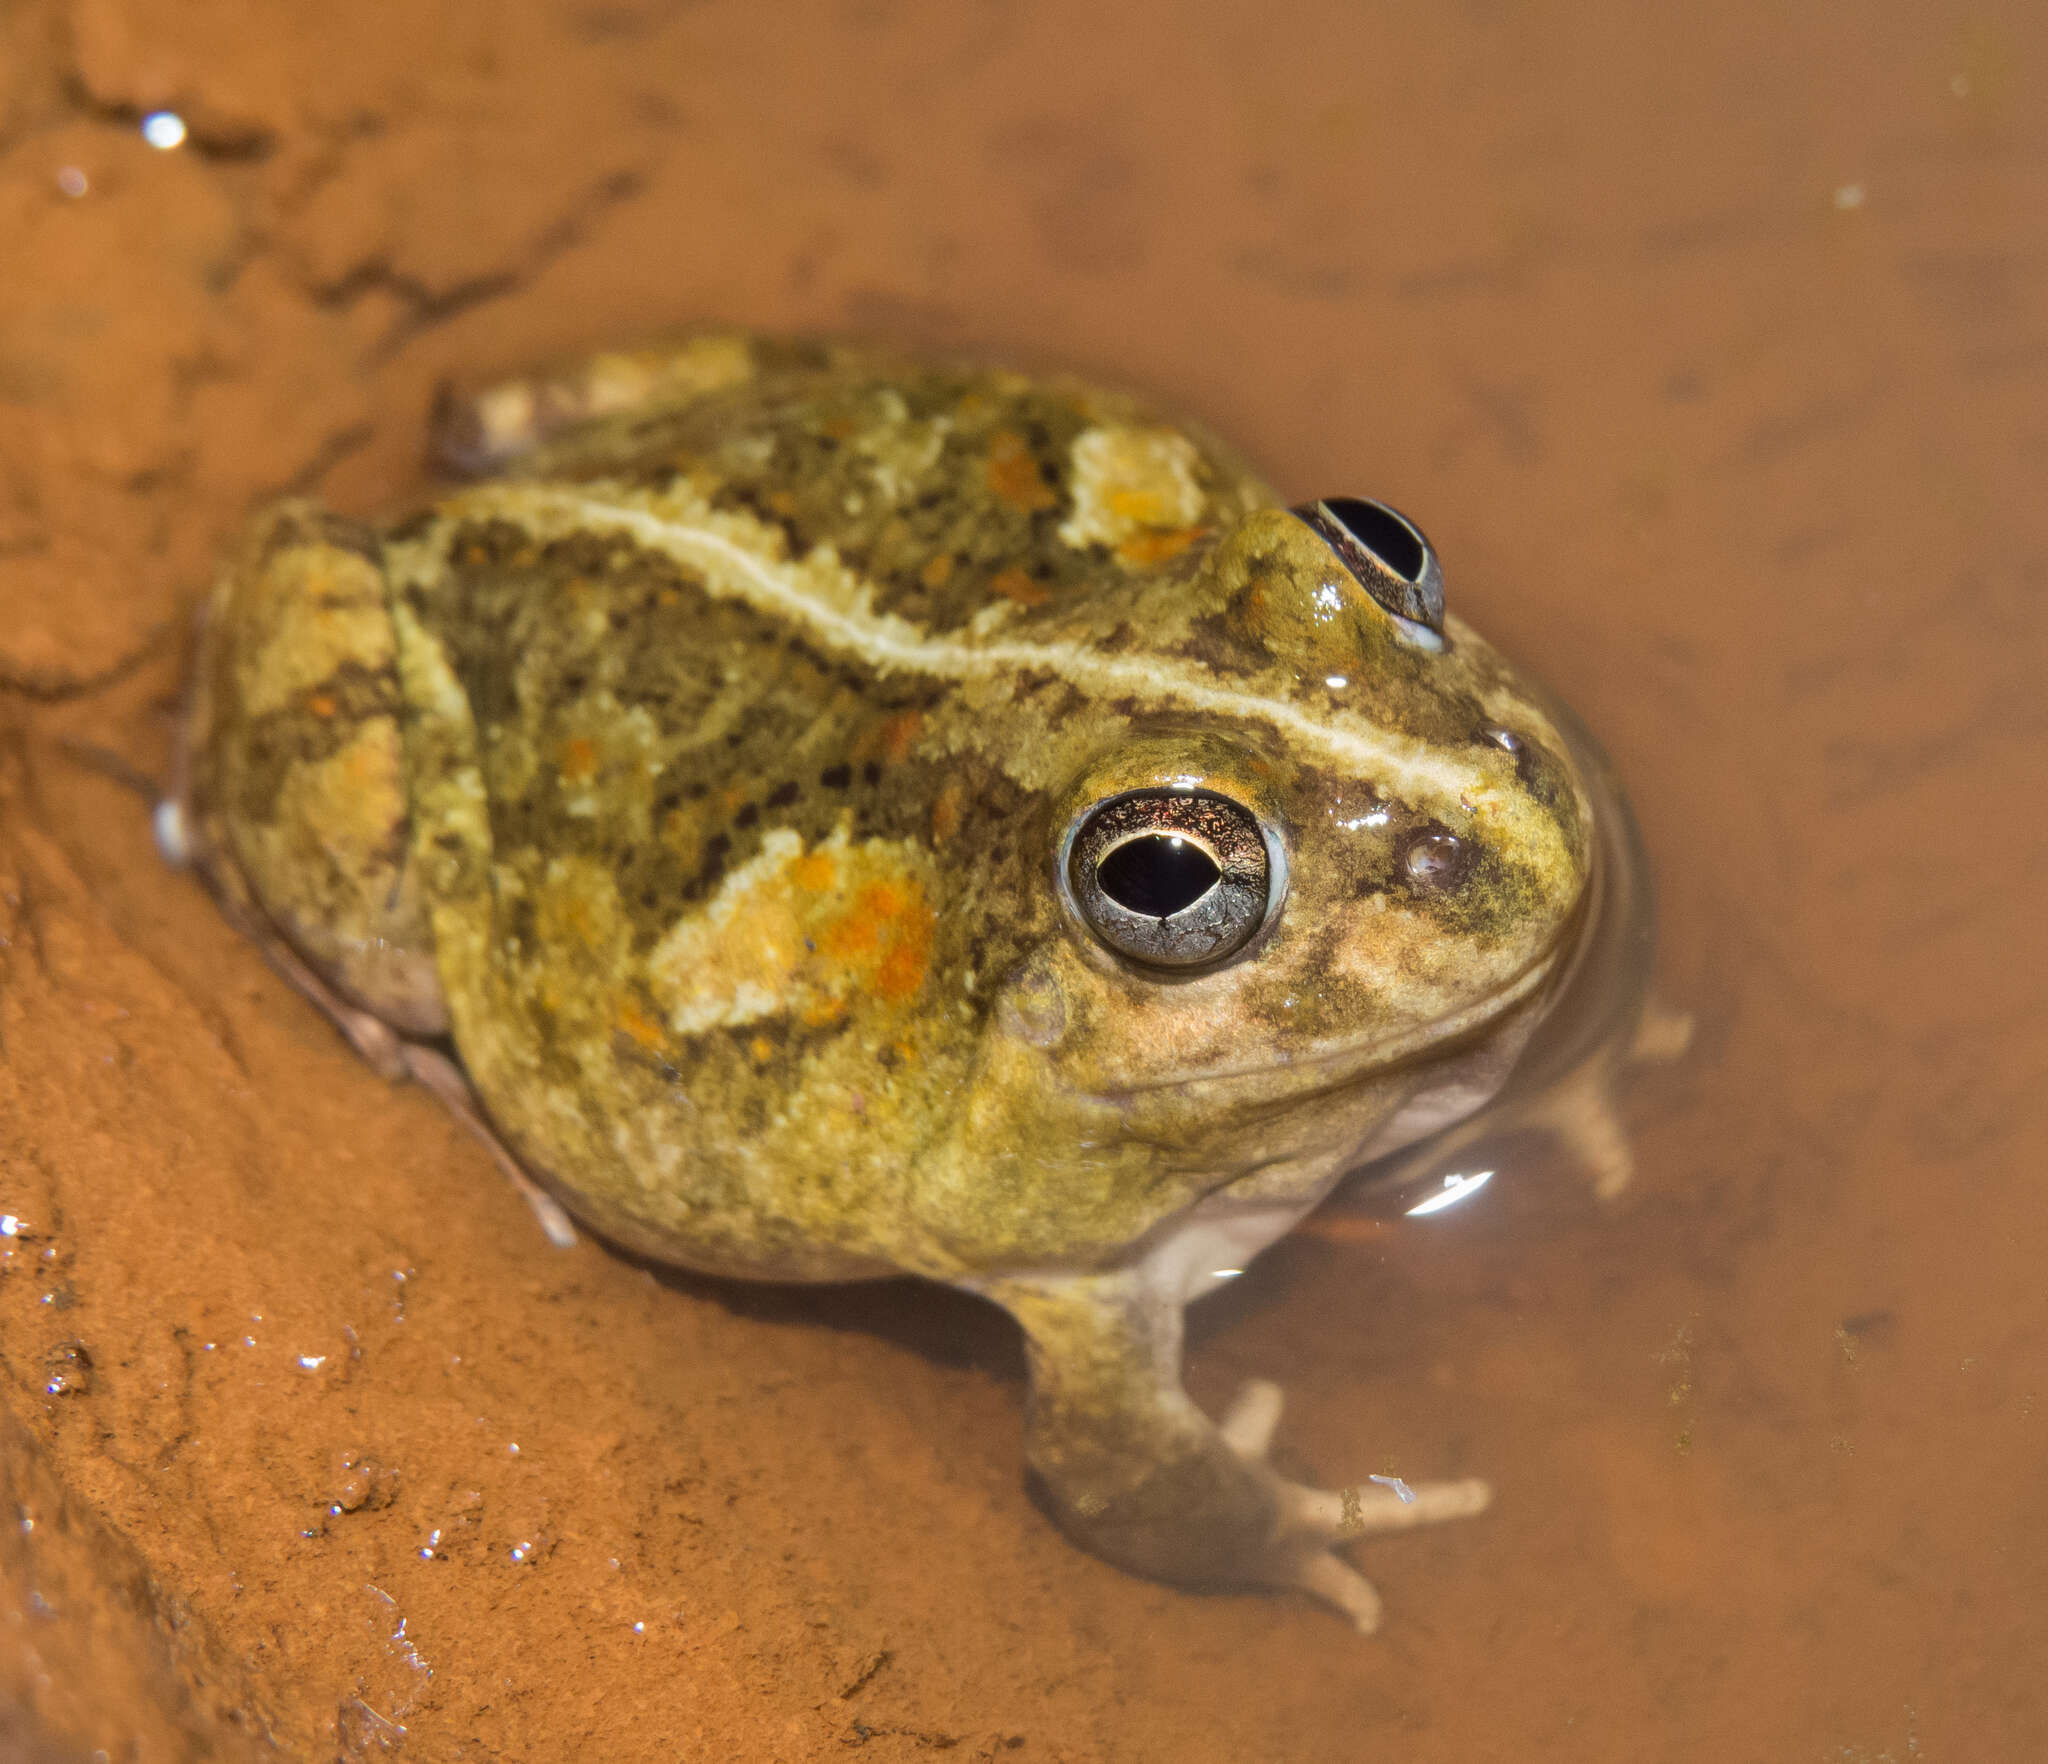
[1325,497,1425,582]
[1096,835,1221,918]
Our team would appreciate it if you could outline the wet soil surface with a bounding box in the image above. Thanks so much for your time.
[2,2,2044,1759]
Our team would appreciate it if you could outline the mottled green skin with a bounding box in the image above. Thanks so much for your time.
[179,333,1595,1619]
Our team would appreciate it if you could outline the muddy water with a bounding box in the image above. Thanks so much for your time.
[2,2,2043,1759]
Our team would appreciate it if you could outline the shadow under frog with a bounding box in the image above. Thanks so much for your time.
[162,332,1648,1631]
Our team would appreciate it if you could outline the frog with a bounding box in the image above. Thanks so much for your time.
[163,331,1612,1631]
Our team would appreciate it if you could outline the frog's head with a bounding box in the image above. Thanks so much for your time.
[958,499,1594,1264]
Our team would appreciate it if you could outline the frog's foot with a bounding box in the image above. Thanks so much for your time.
[1633,999,1695,1063]
[431,332,761,474]
[1217,1378,1492,1632]
[1537,997,1695,1200]
[1532,1064,1638,1201]
[991,1272,1490,1633]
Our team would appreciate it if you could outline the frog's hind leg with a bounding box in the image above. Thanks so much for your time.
[1522,997,1695,1201]
[168,503,580,1252]
[170,502,448,1055]
[430,332,770,475]
[983,1267,1490,1634]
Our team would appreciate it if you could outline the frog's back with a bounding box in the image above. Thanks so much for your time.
[383,340,1275,1276]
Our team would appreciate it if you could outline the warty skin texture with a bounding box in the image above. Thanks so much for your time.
[175,333,1592,1626]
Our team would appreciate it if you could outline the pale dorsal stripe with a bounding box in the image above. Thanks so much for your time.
[430,484,1492,809]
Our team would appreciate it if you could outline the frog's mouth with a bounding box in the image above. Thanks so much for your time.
[1109,921,1577,1103]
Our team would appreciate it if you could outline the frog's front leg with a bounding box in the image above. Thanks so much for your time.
[983,1268,1490,1632]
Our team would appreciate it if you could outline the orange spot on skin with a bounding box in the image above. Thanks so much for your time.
[920,552,956,590]
[559,736,598,783]
[338,737,391,810]
[820,415,858,441]
[615,998,666,1051]
[988,566,1049,607]
[985,430,1057,513]
[765,488,798,518]
[1116,525,1207,568]
[305,691,337,719]
[1238,577,1274,633]
[817,884,886,960]
[647,833,938,1034]
[815,877,933,1005]
[852,711,923,768]
[875,916,932,1003]
[882,711,923,764]
[748,1034,775,1064]
[793,850,838,893]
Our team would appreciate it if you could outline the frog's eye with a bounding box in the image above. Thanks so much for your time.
[1292,496,1446,644]
[1065,790,1275,969]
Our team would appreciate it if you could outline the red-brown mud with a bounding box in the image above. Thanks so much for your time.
[2,3,2044,1759]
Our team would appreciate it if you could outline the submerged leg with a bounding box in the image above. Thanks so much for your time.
[1536,998,1695,1200]
[984,1269,1489,1632]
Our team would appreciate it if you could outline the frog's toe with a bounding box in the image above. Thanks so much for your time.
[1219,1376,1489,1623]
[1294,1550,1386,1634]
[1278,1477,1489,1630]
[1290,1472,1493,1539]
[1218,1377,1287,1459]
[1220,1377,1491,1534]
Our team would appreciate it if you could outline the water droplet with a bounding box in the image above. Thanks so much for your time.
[140,111,188,151]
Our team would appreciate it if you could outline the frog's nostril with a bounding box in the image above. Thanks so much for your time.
[1401,828,1470,891]
[1096,835,1221,918]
